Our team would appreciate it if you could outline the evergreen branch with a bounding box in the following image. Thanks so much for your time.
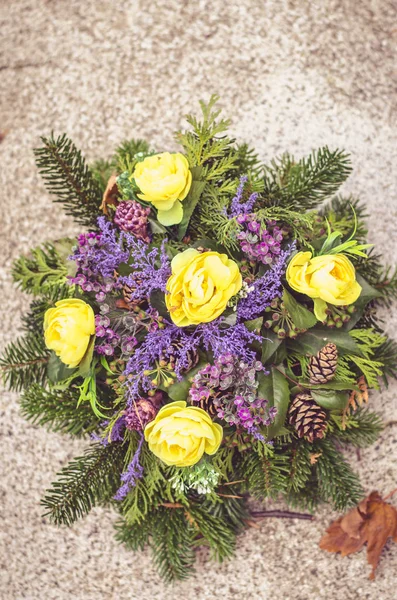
[12,243,69,295]
[262,147,352,210]
[189,504,237,562]
[374,338,397,384]
[34,134,102,228]
[332,409,384,448]
[151,507,195,582]
[243,446,290,500]
[0,334,49,391]
[315,439,363,510]
[20,384,100,436]
[41,442,125,526]
[114,516,152,552]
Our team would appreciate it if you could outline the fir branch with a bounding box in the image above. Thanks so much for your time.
[0,334,49,391]
[115,138,151,173]
[321,195,368,240]
[286,441,313,494]
[189,503,237,562]
[41,442,125,526]
[315,439,363,510]
[332,409,384,448]
[34,134,102,228]
[374,339,397,384]
[90,158,116,193]
[151,507,195,582]
[20,384,100,436]
[243,445,290,500]
[262,147,352,210]
[114,516,152,552]
[12,243,69,295]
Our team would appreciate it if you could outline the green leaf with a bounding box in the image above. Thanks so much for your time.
[282,288,317,329]
[261,331,283,364]
[47,352,76,384]
[298,381,358,391]
[77,336,95,378]
[287,327,364,357]
[177,167,206,240]
[150,290,169,318]
[244,317,263,333]
[311,389,349,411]
[258,367,290,439]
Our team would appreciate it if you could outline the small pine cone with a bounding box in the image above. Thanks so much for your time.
[160,340,199,374]
[195,394,218,418]
[308,342,338,385]
[288,393,327,443]
[125,391,163,431]
[122,280,145,308]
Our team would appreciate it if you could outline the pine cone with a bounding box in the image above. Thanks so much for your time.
[308,342,338,385]
[288,393,327,442]
[196,394,218,418]
[159,340,199,374]
[122,281,145,308]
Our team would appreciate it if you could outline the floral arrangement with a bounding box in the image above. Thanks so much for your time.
[2,97,397,581]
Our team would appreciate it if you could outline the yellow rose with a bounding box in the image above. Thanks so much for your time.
[165,249,242,327]
[144,401,223,467]
[286,251,362,320]
[133,152,192,226]
[44,299,95,368]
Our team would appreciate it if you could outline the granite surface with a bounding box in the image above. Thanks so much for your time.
[1,1,396,598]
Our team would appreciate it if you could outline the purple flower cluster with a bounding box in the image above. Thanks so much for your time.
[237,216,284,265]
[190,354,276,434]
[69,231,122,302]
[114,433,144,501]
[237,244,295,321]
[229,176,258,217]
[69,217,171,305]
[114,200,151,242]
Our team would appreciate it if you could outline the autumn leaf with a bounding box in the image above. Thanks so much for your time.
[100,174,119,215]
[320,490,397,579]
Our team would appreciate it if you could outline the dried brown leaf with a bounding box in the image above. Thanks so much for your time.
[320,490,397,579]
[100,174,119,215]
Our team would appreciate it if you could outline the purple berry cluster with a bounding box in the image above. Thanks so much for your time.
[236,216,284,265]
[114,200,151,242]
[190,354,276,434]
[69,232,122,302]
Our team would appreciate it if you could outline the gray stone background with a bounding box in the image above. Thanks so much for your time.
[1,1,396,598]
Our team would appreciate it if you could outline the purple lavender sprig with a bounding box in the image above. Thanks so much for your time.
[237,244,295,321]
[114,433,144,501]
[229,176,258,217]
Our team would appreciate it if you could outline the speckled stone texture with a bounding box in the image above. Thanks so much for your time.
[1,1,396,598]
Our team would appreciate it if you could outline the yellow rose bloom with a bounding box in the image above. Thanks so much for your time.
[44,299,95,368]
[144,401,223,467]
[133,152,192,226]
[165,249,243,327]
[286,251,362,319]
